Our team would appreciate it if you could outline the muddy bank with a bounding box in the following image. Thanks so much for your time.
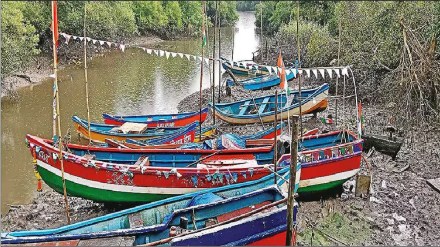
[2,80,440,246]
[1,34,163,99]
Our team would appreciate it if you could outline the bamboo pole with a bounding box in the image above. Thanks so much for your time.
[273,90,278,185]
[296,0,302,137]
[199,0,206,141]
[212,1,218,125]
[218,6,222,104]
[51,1,70,224]
[84,3,91,145]
[335,19,342,126]
[260,0,263,57]
[286,115,299,246]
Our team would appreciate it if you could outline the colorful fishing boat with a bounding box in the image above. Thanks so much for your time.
[130,121,198,146]
[1,165,299,245]
[221,58,271,76]
[210,83,329,125]
[72,116,197,142]
[226,72,295,91]
[102,108,209,127]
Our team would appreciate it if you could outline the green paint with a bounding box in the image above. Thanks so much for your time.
[298,178,349,193]
[37,166,175,203]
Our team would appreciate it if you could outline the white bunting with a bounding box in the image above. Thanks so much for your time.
[64,34,71,44]
[265,66,272,75]
[198,56,203,62]
[72,36,78,41]
[178,53,184,58]
[106,41,112,48]
[273,67,278,75]
[171,52,177,58]
[92,39,97,45]
[79,37,84,41]
[305,69,311,78]
[291,69,297,78]
[286,69,291,75]
[342,67,349,77]
[312,69,318,79]
[86,37,91,42]
[145,49,151,54]
[298,69,303,75]
[334,68,341,78]
[326,68,333,79]
[319,69,326,78]
[204,58,210,65]
[159,50,165,57]
[165,51,170,59]
[153,50,158,56]
[99,40,105,46]
[185,54,191,60]
[119,44,125,52]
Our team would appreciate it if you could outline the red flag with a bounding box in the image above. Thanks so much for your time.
[277,51,287,89]
[51,1,59,48]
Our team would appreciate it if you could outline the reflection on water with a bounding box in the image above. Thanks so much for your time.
[0,12,258,213]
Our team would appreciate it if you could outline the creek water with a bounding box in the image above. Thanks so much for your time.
[1,11,259,214]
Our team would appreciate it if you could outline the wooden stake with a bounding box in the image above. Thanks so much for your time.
[84,3,91,145]
[218,6,222,104]
[296,0,302,137]
[199,0,206,141]
[286,115,299,246]
[212,1,217,125]
[273,90,278,185]
[335,19,342,126]
[260,0,263,54]
[51,1,70,224]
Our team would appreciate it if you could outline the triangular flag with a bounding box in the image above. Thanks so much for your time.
[153,50,158,55]
[159,50,165,57]
[146,49,152,54]
[165,51,170,59]
[326,68,333,79]
[305,69,311,78]
[319,69,326,78]
[92,39,97,45]
[273,67,278,75]
[298,69,303,75]
[119,44,125,52]
[286,69,291,75]
[106,41,112,48]
[291,69,297,77]
[204,58,210,65]
[312,69,318,78]
[192,55,197,61]
[171,52,177,58]
[334,68,341,78]
[342,67,349,77]
[99,40,105,46]
[72,35,78,40]
[141,47,146,51]
[198,56,203,62]
[265,66,272,75]
[86,37,91,42]
[64,34,71,44]
[79,37,84,41]
[178,53,184,58]
[185,54,191,60]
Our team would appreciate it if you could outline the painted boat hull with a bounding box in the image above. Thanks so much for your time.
[221,60,268,76]
[362,134,403,160]
[211,84,329,125]
[229,72,295,91]
[102,108,209,127]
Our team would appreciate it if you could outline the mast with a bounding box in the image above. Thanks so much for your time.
[51,0,71,224]
[212,1,217,125]
[296,0,302,136]
[84,2,91,145]
[217,5,222,103]
[199,0,206,140]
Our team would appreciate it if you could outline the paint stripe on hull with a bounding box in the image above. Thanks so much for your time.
[298,169,360,192]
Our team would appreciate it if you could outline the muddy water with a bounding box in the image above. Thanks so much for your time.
[1,12,260,213]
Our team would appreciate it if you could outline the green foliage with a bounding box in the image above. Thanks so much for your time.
[164,1,183,31]
[179,1,203,35]
[236,1,259,11]
[206,1,239,27]
[133,1,168,34]
[1,1,40,78]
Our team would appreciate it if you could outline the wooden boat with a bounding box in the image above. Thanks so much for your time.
[72,116,198,142]
[102,108,209,127]
[210,83,329,125]
[362,134,403,160]
[1,166,299,245]
[221,58,269,76]
[280,130,363,193]
[226,72,295,91]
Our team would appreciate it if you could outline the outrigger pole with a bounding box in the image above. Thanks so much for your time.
[51,0,71,224]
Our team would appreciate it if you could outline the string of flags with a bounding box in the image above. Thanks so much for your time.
[60,32,350,80]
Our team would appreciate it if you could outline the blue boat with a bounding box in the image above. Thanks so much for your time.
[210,83,330,125]
[1,164,300,246]
[226,72,295,91]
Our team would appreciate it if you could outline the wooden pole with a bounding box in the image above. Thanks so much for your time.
[260,0,263,57]
[273,90,278,185]
[218,7,222,103]
[199,0,206,141]
[231,10,234,62]
[335,19,342,126]
[212,1,217,125]
[286,115,299,246]
[51,1,70,224]
[296,0,302,137]
[84,3,91,145]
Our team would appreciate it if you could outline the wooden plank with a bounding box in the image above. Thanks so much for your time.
[258,97,271,115]
[238,101,251,116]
[77,236,135,246]
[427,178,440,193]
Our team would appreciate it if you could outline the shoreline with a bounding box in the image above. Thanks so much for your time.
[1,34,163,99]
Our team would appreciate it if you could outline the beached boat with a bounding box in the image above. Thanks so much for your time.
[102,108,209,127]
[226,72,295,91]
[362,134,403,160]
[1,165,299,245]
[210,83,329,125]
[72,116,198,143]
[221,59,269,76]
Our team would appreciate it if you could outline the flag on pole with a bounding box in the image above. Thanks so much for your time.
[358,101,364,137]
[51,1,59,48]
[277,51,288,92]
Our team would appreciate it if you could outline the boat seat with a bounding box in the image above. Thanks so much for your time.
[258,97,271,115]
[238,101,251,116]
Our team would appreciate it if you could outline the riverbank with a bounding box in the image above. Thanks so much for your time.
[2,81,439,245]
[1,34,163,99]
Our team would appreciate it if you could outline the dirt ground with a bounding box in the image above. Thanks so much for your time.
[2,80,440,246]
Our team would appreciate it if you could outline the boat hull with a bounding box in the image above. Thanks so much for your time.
[362,134,403,160]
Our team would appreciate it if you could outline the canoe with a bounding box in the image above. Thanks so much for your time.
[210,83,329,125]
[27,134,276,167]
[226,72,295,91]
[221,58,271,76]
[362,134,403,160]
[132,121,197,146]
[102,108,209,127]
[1,165,299,245]
[281,130,363,193]
[72,116,197,142]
